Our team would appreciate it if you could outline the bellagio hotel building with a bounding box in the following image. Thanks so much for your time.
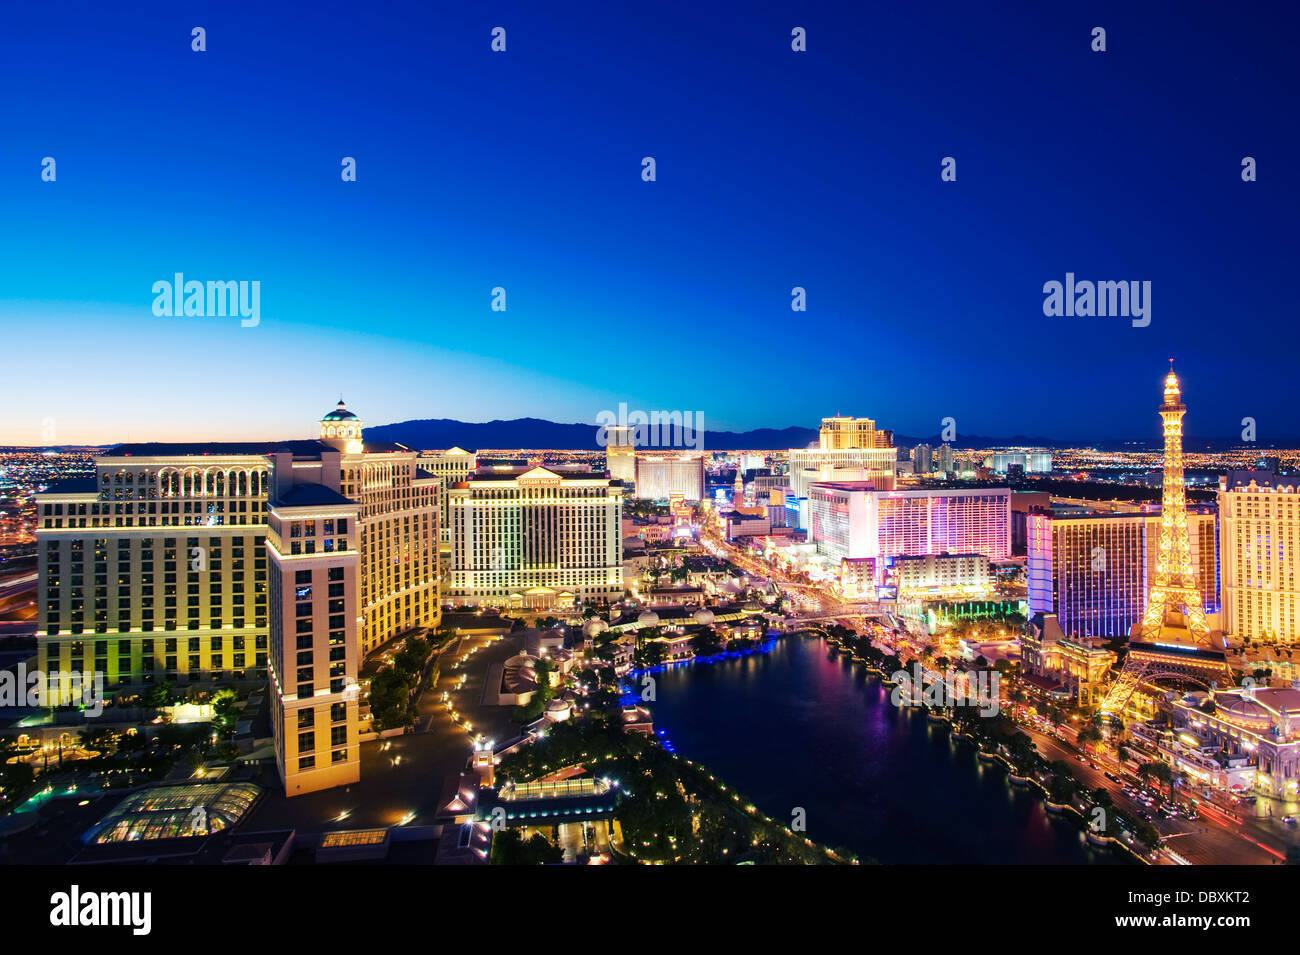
[35,402,439,796]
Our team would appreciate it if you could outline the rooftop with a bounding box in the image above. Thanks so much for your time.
[41,477,98,494]
[82,781,262,845]
[274,484,355,508]
[106,440,332,459]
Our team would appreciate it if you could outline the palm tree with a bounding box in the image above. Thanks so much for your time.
[1077,725,1103,752]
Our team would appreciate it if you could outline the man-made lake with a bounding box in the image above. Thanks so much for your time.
[649,635,1125,864]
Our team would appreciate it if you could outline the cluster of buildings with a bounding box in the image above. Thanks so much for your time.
[602,425,705,502]
[1018,370,1300,799]
[34,402,627,798]
[29,379,1300,805]
[1024,475,1300,654]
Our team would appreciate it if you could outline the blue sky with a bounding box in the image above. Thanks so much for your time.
[1,0,1296,444]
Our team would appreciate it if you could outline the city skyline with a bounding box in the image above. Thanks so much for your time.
[2,366,1290,448]
[4,0,1298,444]
[3,0,1299,890]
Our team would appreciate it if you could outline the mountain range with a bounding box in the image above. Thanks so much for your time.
[363,417,1272,453]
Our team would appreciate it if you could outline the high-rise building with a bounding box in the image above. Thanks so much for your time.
[983,451,1052,474]
[807,483,1010,563]
[911,444,933,475]
[34,401,440,797]
[936,444,955,476]
[633,453,704,501]
[1219,473,1300,646]
[1026,502,1218,641]
[892,553,990,596]
[265,469,362,795]
[448,466,624,610]
[818,416,891,450]
[604,426,636,485]
[789,417,896,498]
[422,447,477,545]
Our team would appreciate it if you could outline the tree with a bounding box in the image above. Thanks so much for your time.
[489,827,565,865]
[144,682,174,709]
[1077,725,1103,751]
[211,689,239,735]
[689,627,722,658]
[636,642,667,668]
[1007,732,1037,771]
[1047,772,1076,804]
[1139,761,1173,801]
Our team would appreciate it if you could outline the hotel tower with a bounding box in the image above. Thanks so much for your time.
[35,402,440,796]
[447,465,624,611]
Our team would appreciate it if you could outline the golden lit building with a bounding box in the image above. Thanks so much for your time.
[1021,613,1117,707]
[789,416,896,498]
[818,416,892,451]
[603,426,637,485]
[1219,475,1300,646]
[265,475,362,795]
[421,447,477,546]
[1056,636,1118,707]
[34,401,439,797]
[448,466,623,610]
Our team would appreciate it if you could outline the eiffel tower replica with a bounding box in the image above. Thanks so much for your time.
[1099,363,1235,715]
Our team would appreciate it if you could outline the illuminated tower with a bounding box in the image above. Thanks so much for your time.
[1100,363,1233,715]
[1137,363,1208,645]
[733,467,745,508]
[320,399,363,454]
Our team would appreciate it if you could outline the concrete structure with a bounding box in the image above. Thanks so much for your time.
[633,453,704,502]
[421,447,477,545]
[807,483,1010,563]
[911,444,932,475]
[34,400,440,797]
[983,451,1052,474]
[604,426,637,485]
[839,557,876,600]
[788,416,896,498]
[892,552,990,597]
[447,466,623,610]
[266,479,362,795]
[936,444,955,476]
[1026,501,1218,641]
[1219,473,1300,647]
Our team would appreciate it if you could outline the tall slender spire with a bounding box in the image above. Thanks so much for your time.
[1138,363,1208,644]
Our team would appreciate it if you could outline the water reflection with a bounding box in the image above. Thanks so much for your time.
[650,635,1125,864]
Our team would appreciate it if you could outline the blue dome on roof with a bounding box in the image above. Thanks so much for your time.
[321,399,357,422]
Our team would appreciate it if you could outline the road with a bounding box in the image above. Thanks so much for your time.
[1015,720,1286,864]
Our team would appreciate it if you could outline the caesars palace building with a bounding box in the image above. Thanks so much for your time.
[34,402,439,795]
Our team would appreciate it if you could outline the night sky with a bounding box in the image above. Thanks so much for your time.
[1,1,1296,444]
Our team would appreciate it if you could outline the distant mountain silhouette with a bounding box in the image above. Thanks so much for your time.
[364,418,820,451]
[2,428,1291,454]
[364,418,1276,452]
